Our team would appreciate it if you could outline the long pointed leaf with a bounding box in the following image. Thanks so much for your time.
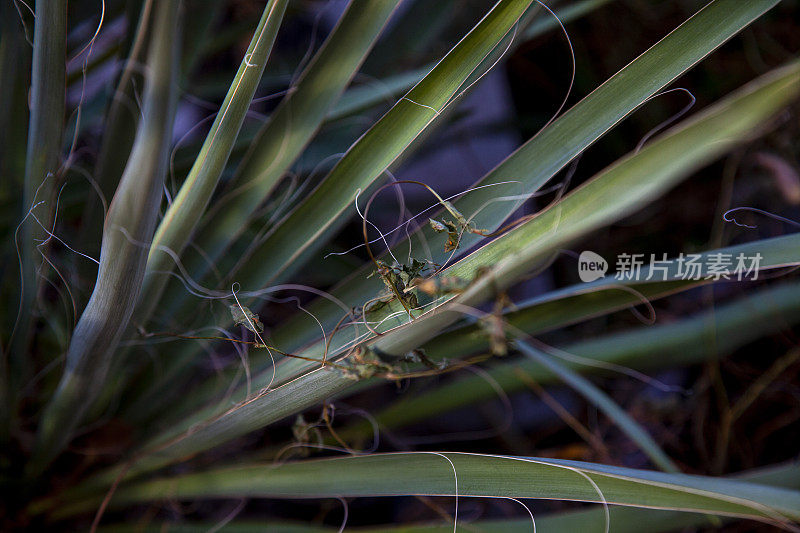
[10,0,67,388]
[364,59,800,360]
[29,0,180,473]
[517,340,680,473]
[230,0,534,287]
[137,239,800,445]
[269,0,783,357]
[87,60,799,485]
[135,0,288,324]
[360,280,800,436]
[267,232,800,392]
[81,0,154,257]
[126,0,792,425]
[62,453,800,526]
[185,0,402,275]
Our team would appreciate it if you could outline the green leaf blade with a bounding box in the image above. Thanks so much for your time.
[188,0,403,272]
[136,0,289,324]
[268,0,784,358]
[64,454,800,526]
[110,60,800,484]
[231,0,534,288]
[29,0,181,474]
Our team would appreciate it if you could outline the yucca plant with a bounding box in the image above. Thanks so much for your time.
[2,0,800,530]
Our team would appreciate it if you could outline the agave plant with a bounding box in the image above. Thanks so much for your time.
[2,0,800,530]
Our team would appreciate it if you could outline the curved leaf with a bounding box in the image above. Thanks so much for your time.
[30,0,180,473]
[269,0,783,357]
[136,0,288,324]
[62,453,800,527]
[230,0,534,287]
[187,0,402,272]
[87,59,799,485]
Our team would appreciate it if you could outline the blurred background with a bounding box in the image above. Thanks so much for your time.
[16,0,800,529]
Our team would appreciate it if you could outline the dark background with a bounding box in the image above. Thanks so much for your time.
[58,0,800,529]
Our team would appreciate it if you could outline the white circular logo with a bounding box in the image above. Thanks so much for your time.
[578,250,608,282]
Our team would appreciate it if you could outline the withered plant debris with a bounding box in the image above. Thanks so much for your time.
[230,304,264,333]
[429,200,488,252]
